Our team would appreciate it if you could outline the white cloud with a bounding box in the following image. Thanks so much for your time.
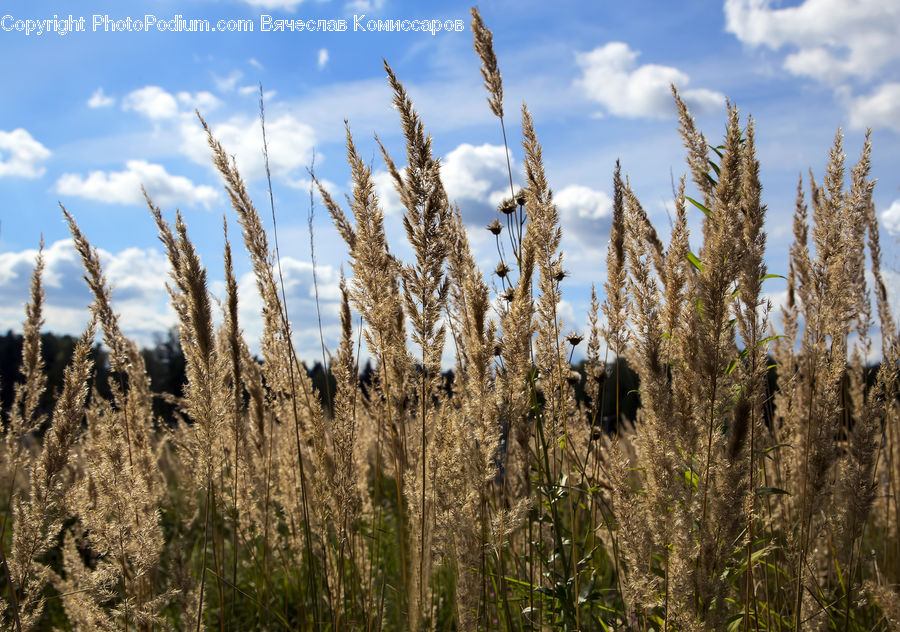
[56,160,218,208]
[442,143,512,204]
[0,128,51,178]
[88,87,114,108]
[555,184,614,263]
[370,143,516,243]
[556,185,613,222]
[123,86,179,120]
[881,199,900,238]
[180,113,316,181]
[249,58,264,71]
[575,42,724,119]
[0,240,174,347]
[345,0,385,11]
[240,0,306,9]
[213,70,244,93]
[232,256,342,359]
[724,0,900,83]
[0,240,348,358]
[372,169,404,216]
[848,83,900,132]
[318,48,329,70]
[177,90,221,113]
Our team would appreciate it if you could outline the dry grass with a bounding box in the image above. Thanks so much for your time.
[1,7,898,631]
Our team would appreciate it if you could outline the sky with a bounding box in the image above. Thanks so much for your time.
[0,0,898,365]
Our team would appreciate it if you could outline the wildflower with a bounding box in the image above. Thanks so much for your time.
[566,332,583,347]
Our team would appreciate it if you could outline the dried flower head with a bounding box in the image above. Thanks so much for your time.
[487,218,503,235]
[566,332,583,347]
[499,198,517,215]
[494,262,510,279]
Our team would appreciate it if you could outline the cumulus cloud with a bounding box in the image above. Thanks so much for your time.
[372,169,404,216]
[240,0,306,9]
[88,87,114,108]
[180,113,316,181]
[556,185,613,223]
[575,42,724,118]
[555,184,614,261]
[213,70,244,92]
[0,239,350,359]
[176,90,221,113]
[881,199,900,238]
[345,0,385,11]
[230,256,343,359]
[0,240,174,347]
[318,48,329,70]
[847,83,900,132]
[442,143,512,206]
[121,86,219,121]
[372,143,520,261]
[0,128,51,178]
[123,86,179,120]
[724,0,900,83]
[56,160,218,208]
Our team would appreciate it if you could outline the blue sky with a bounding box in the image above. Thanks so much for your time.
[1,0,898,363]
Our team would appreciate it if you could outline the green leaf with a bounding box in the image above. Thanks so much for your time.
[685,195,711,217]
[685,469,699,491]
[756,486,790,496]
[686,250,705,272]
[726,613,746,632]
[761,273,786,281]
[756,443,791,460]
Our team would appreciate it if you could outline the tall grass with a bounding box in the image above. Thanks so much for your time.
[1,8,898,631]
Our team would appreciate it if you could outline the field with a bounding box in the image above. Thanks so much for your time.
[1,8,899,631]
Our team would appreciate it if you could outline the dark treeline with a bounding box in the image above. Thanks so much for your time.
[1,327,643,432]
[0,328,181,423]
[1,327,890,439]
